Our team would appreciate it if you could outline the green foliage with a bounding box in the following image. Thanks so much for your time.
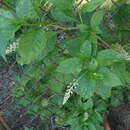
[75,77,96,99]
[80,40,92,58]
[96,49,123,66]
[96,67,122,99]
[16,0,39,21]
[1,0,130,129]
[82,0,105,12]
[0,8,20,59]
[51,7,76,22]
[56,58,82,74]
[18,28,47,64]
[90,10,104,27]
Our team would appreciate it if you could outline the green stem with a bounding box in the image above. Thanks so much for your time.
[22,22,78,31]
[92,32,112,49]
[78,10,83,24]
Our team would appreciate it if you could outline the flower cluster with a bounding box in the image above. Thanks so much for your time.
[84,112,89,121]
[63,79,79,105]
[6,41,19,54]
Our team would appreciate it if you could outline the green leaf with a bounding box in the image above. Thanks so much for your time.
[49,73,73,93]
[96,80,111,99]
[113,63,130,85]
[80,40,92,58]
[96,125,104,130]
[37,31,57,60]
[99,67,122,87]
[91,10,104,27]
[96,67,122,99]
[56,58,82,74]
[92,111,103,122]
[82,98,93,110]
[0,9,14,18]
[18,28,47,64]
[89,35,97,57]
[77,24,89,33]
[88,123,96,130]
[65,36,86,56]
[16,0,39,20]
[51,7,75,22]
[75,77,96,99]
[39,110,51,120]
[96,49,123,66]
[48,0,73,10]
[82,0,105,12]
[18,98,30,107]
[70,118,81,130]
[88,58,98,72]
[0,9,20,58]
[41,99,49,107]
[50,94,64,107]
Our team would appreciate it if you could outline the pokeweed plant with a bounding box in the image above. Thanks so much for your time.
[0,0,130,129]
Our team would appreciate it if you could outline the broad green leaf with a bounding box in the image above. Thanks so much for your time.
[113,63,130,85]
[16,0,39,20]
[18,98,30,107]
[41,99,49,107]
[82,0,105,12]
[77,24,89,33]
[96,49,123,66]
[0,9,14,18]
[65,36,86,56]
[51,7,75,22]
[96,67,122,99]
[89,35,97,57]
[90,111,103,124]
[96,125,104,130]
[69,118,81,130]
[48,0,73,10]
[83,126,89,130]
[37,31,57,61]
[49,73,73,93]
[94,111,103,122]
[96,80,111,99]
[50,95,64,106]
[75,77,96,99]
[18,28,47,64]
[98,67,122,87]
[39,110,51,120]
[15,65,43,87]
[82,98,93,110]
[33,0,44,7]
[56,58,82,74]
[80,40,92,58]
[88,123,96,130]
[88,58,98,72]
[91,10,104,27]
[4,0,18,6]
[45,31,57,52]
[62,110,80,125]
[0,9,20,58]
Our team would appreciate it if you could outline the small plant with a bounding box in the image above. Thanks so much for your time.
[0,0,130,129]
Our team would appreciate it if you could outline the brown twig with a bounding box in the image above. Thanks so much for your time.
[0,113,10,130]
